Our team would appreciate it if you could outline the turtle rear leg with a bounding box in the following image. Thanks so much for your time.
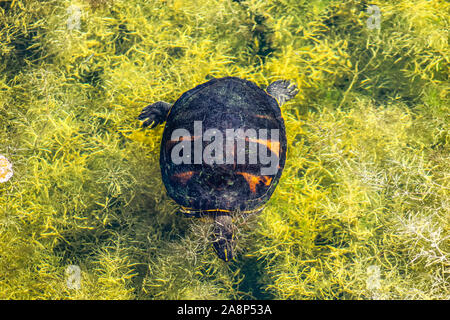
[138,101,171,129]
[267,80,299,106]
[212,213,236,262]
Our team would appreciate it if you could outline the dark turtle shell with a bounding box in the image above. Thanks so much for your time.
[160,77,287,214]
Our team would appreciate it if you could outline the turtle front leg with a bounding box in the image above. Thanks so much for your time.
[138,101,171,129]
[267,80,299,106]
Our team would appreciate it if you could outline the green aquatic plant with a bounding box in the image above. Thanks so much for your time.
[0,0,448,299]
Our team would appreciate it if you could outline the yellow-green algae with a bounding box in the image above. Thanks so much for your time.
[0,0,448,299]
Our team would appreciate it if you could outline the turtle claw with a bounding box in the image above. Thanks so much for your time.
[138,101,171,129]
[267,80,299,106]
[142,119,157,129]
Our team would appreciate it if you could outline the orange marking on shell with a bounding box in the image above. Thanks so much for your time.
[254,114,272,120]
[236,172,273,194]
[165,135,201,151]
[171,171,194,184]
[246,137,280,158]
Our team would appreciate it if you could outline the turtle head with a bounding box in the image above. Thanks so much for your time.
[212,213,236,262]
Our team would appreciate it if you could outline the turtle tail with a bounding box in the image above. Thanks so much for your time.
[212,213,236,262]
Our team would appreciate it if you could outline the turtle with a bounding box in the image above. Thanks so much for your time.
[138,77,298,261]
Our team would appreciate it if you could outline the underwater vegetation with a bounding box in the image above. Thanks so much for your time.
[0,0,448,299]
